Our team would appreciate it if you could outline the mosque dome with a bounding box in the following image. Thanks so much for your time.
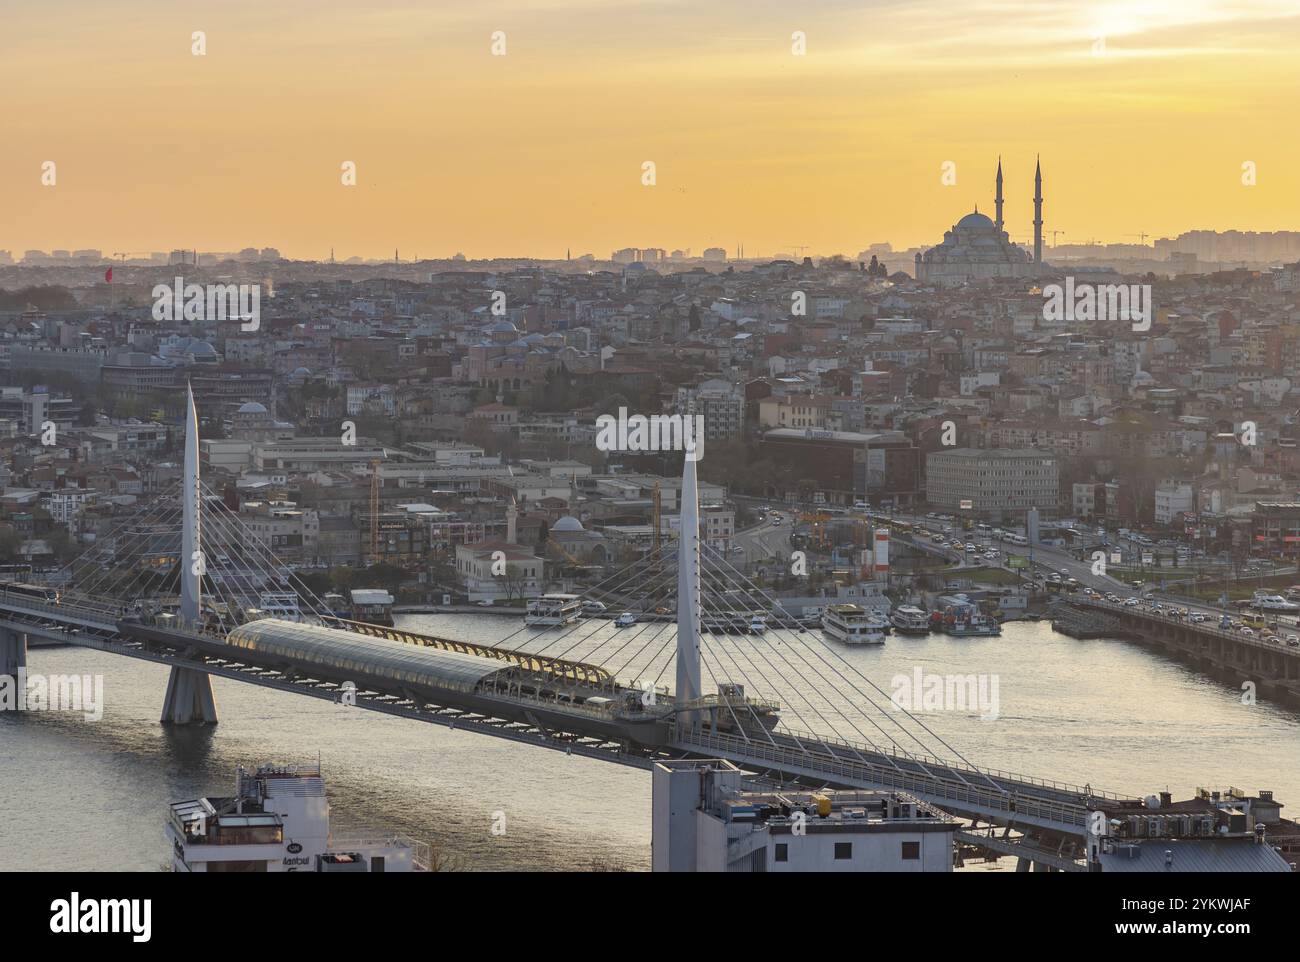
[552,516,584,532]
[956,210,995,232]
[237,401,268,414]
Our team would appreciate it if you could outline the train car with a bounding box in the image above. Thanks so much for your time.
[0,582,60,604]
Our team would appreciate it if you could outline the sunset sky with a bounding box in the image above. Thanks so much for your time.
[4,0,1300,261]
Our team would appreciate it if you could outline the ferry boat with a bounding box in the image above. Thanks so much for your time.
[322,592,352,619]
[614,611,637,628]
[944,611,1002,637]
[889,605,930,635]
[525,593,583,626]
[821,604,886,645]
[167,762,430,872]
[1253,591,1300,613]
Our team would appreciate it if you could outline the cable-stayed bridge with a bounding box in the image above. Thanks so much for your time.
[1,387,1145,870]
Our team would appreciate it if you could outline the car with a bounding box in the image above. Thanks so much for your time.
[1059,568,1070,576]
[1241,627,1255,636]
[1189,612,1206,622]
[476,599,494,607]
[771,518,783,526]
[1125,598,1140,607]
[854,501,869,510]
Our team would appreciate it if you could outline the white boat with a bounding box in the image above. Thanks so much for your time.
[167,762,430,872]
[614,612,637,627]
[525,593,583,626]
[889,605,930,635]
[944,611,1002,637]
[1253,591,1300,613]
[821,604,886,645]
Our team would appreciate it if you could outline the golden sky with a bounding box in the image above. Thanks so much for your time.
[3,0,1299,261]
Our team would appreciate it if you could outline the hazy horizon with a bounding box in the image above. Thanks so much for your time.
[5,0,1300,260]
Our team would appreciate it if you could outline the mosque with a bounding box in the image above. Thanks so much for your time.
[914,158,1048,284]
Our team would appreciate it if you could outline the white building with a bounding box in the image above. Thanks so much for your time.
[926,448,1059,521]
[455,539,544,601]
[1154,482,1194,525]
[653,760,957,872]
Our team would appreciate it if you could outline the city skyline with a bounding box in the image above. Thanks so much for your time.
[5,1,1300,260]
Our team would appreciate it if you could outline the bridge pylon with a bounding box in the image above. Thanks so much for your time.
[160,666,219,724]
[674,452,702,732]
[0,627,27,681]
[161,382,218,725]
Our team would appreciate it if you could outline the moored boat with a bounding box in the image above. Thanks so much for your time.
[889,605,930,635]
[525,593,582,626]
[821,604,886,645]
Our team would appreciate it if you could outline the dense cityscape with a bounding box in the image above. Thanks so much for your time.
[6,5,1300,940]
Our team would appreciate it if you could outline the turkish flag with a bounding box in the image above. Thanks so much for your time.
[104,267,113,283]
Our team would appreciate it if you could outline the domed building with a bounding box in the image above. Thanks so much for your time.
[547,514,608,564]
[230,400,294,442]
[915,158,1048,285]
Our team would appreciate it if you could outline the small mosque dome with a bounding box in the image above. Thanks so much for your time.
[552,516,584,532]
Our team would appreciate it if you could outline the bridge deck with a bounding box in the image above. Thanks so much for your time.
[2,591,1120,849]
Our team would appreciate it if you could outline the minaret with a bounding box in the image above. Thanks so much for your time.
[506,497,518,545]
[994,157,1004,234]
[1033,156,1044,264]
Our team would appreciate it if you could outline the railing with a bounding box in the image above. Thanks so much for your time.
[1076,598,1300,657]
[756,721,1127,801]
[677,727,1091,830]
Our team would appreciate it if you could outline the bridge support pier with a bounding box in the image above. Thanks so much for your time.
[160,666,218,725]
[0,628,27,680]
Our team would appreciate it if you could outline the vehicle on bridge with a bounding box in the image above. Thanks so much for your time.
[0,582,61,604]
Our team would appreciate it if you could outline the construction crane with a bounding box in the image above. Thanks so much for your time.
[112,251,154,262]
[798,511,833,552]
[788,244,809,258]
[1048,230,1066,247]
[1126,232,1149,245]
